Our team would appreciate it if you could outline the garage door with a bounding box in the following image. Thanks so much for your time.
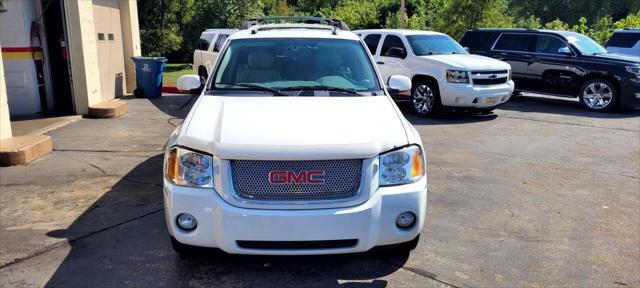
[93,0,125,101]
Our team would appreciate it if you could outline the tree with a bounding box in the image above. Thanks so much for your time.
[543,19,570,30]
[334,0,380,29]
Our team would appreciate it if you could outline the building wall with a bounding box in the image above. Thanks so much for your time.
[64,0,103,115]
[0,0,41,115]
[0,42,12,140]
[119,0,141,93]
[0,0,140,117]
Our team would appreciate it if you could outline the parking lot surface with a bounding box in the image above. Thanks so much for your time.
[0,94,638,287]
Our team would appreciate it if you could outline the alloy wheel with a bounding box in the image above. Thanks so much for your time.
[413,84,434,114]
[582,82,613,110]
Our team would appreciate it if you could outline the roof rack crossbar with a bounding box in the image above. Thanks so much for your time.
[241,17,350,31]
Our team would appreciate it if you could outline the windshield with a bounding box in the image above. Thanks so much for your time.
[563,32,608,55]
[407,35,468,55]
[211,38,382,95]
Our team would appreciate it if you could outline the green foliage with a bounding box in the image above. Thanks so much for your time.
[334,0,380,29]
[515,15,541,29]
[544,19,570,30]
[140,28,182,57]
[136,0,640,62]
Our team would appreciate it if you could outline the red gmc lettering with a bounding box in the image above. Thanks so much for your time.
[268,170,325,184]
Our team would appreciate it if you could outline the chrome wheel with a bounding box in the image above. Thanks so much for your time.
[582,82,613,110]
[413,84,434,114]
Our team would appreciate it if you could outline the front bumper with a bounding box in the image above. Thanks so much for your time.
[620,79,640,110]
[440,80,515,108]
[164,177,427,255]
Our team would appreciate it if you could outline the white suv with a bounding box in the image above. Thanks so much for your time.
[193,29,237,86]
[169,17,427,255]
[605,29,640,57]
[355,29,515,116]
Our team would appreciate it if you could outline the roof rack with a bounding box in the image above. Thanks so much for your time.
[240,17,350,31]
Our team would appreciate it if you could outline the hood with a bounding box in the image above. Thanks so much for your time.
[420,54,511,70]
[178,95,408,160]
[581,52,640,65]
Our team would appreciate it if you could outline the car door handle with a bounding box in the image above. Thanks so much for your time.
[376,61,385,65]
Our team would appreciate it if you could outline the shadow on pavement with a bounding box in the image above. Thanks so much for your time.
[121,94,195,120]
[42,154,409,287]
[500,95,640,118]
[396,102,499,126]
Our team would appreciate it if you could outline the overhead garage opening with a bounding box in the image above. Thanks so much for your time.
[40,0,74,114]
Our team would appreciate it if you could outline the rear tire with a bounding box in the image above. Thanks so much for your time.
[133,88,145,98]
[411,81,441,117]
[578,78,618,112]
[197,67,208,93]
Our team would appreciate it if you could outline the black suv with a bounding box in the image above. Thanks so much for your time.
[460,29,640,111]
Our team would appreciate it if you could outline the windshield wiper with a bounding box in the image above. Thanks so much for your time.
[280,85,361,95]
[215,82,287,96]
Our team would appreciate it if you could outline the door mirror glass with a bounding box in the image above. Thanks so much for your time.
[177,75,202,91]
[386,47,406,59]
[558,46,572,54]
[387,75,411,95]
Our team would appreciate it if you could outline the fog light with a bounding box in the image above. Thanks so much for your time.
[176,213,197,230]
[396,212,416,228]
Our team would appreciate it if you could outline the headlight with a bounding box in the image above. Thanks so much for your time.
[508,69,512,81]
[626,65,640,74]
[166,146,213,188]
[379,145,425,186]
[446,70,469,83]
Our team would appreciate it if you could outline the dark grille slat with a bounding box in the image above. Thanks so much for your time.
[230,159,362,201]
[473,77,508,85]
[237,239,358,249]
[471,70,508,74]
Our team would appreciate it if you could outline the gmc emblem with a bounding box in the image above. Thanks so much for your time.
[268,170,326,185]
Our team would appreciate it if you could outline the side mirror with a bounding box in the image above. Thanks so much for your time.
[177,75,202,92]
[385,47,407,59]
[464,47,470,52]
[558,47,572,55]
[387,75,411,95]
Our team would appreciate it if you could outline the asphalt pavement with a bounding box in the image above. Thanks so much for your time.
[0,94,638,287]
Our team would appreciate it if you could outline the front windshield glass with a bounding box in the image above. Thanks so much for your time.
[407,35,468,55]
[563,32,608,55]
[211,38,381,95]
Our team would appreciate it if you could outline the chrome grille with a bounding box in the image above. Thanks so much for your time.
[471,70,509,85]
[230,159,362,201]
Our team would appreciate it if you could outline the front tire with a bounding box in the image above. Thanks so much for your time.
[397,234,420,252]
[411,81,441,117]
[579,78,618,112]
[170,236,197,256]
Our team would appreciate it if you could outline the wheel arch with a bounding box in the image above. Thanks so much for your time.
[411,74,440,96]
[579,73,621,96]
